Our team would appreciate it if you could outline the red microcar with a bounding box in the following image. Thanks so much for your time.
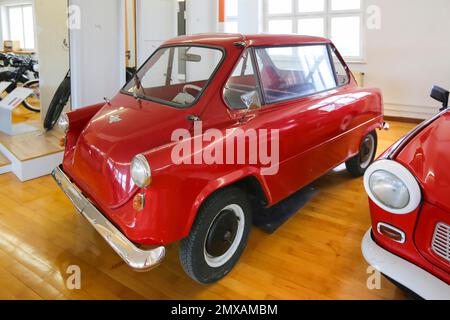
[362,86,450,299]
[53,34,384,284]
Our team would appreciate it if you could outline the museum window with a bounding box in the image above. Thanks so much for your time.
[263,0,364,61]
[1,4,36,50]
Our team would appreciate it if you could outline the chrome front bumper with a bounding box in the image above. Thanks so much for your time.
[362,230,450,300]
[52,165,165,272]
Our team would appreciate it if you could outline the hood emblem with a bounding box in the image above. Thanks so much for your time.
[109,114,122,124]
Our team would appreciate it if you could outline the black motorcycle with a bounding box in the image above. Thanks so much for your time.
[0,53,40,112]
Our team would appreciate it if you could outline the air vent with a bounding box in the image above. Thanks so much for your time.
[432,222,450,263]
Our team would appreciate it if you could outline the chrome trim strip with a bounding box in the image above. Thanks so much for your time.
[387,110,448,159]
[52,165,165,272]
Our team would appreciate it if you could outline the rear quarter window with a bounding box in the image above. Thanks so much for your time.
[255,44,337,104]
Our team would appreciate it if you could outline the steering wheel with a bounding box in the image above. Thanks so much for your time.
[183,84,202,96]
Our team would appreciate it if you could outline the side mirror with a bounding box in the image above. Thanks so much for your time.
[240,91,262,111]
[431,85,449,111]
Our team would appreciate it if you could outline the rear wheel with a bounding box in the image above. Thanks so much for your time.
[346,131,378,177]
[44,72,71,131]
[179,187,252,284]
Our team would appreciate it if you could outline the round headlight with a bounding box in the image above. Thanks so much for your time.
[364,160,421,214]
[131,155,152,188]
[369,170,410,209]
[57,114,69,133]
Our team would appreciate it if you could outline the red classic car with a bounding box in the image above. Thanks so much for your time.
[362,86,450,299]
[53,34,384,284]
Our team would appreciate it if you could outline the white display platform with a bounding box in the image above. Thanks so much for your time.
[0,87,38,136]
[0,143,63,181]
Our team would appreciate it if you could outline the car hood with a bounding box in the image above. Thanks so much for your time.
[395,111,450,212]
[67,94,192,208]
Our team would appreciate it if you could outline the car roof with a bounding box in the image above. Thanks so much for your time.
[163,33,331,47]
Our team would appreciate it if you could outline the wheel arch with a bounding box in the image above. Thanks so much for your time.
[182,169,271,237]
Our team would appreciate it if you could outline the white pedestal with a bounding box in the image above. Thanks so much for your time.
[0,87,38,136]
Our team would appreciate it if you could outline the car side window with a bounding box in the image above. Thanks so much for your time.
[255,45,337,104]
[223,49,261,110]
[330,47,350,86]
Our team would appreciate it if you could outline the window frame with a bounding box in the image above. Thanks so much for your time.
[250,43,352,106]
[120,44,227,109]
[2,3,36,51]
[223,48,265,111]
[262,0,365,62]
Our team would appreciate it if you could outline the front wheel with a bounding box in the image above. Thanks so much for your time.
[22,79,40,112]
[179,187,252,284]
[346,131,378,177]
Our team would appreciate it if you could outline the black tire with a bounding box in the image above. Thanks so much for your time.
[44,72,71,131]
[346,131,378,177]
[22,79,40,112]
[180,187,252,284]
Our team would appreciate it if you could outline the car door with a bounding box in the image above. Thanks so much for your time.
[251,44,352,203]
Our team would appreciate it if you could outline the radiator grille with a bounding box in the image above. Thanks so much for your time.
[432,222,450,263]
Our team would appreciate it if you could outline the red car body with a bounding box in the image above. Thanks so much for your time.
[54,34,384,276]
[363,110,450,299]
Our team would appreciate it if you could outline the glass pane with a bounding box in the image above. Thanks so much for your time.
[331,0,361,11]
[124,46,223,107]
[331,49,349,86]
[298,18,325,37]
[23,5,35,49]
[256,45,336,103]
[268,0,292,14]
[331,16,361,57]
[226,0,238,17]
[8,6,25,48]
[224,21,239,33]
[224,50,260,110]
[298,0,325,13]
[268,19,293,34]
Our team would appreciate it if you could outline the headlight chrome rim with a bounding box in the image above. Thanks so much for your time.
[131,154,152,188]
[364,160,421,214]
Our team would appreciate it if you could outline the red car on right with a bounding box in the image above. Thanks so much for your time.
[362,86,450,300]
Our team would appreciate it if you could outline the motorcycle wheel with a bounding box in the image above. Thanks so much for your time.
[44,73,71,131]
[22,79,41,113]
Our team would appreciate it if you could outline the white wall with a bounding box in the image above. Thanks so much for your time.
[237,0,261,34]
[136,0,177,65]
[34,0,70,120]
[186,0,218,35]
[69,0,125,109]
[349,0,450,120]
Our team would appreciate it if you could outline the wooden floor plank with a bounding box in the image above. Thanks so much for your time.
[0,121,415,300]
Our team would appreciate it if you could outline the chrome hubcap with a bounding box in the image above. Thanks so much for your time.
[360,135,375,169]
[204,204,245,268]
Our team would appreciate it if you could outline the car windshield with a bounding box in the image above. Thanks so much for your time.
[123,46,223,107]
